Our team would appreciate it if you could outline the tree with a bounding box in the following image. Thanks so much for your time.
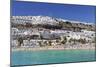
[69,38,73,43]
[56,39,60,43]
[17,37,23,47]
[38,41,42,47]
[79,38,86,44]
[43,41,48,46]
[61,36,67,45]
[48,40,52,46]
[92,37,96,43]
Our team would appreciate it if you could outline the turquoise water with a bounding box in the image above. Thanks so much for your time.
[11,50,96,66]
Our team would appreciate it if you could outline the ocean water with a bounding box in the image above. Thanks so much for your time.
[11,50,96,66]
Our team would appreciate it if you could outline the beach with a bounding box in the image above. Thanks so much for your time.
[12,43,95,51]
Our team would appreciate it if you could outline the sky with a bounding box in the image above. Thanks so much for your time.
[11,0,96,23]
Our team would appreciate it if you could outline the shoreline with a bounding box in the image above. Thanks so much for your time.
[12,46,95,51]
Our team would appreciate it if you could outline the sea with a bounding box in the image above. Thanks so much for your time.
[11,49,96,66]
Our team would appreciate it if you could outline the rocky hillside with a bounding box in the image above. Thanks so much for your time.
[11,16,95,31]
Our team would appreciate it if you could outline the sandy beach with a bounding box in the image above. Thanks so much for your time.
[12,44,95,51]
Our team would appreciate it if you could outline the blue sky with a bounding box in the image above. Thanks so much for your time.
[11,1,96,23]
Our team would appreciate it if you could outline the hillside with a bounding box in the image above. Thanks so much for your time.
[11,16,95,32]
